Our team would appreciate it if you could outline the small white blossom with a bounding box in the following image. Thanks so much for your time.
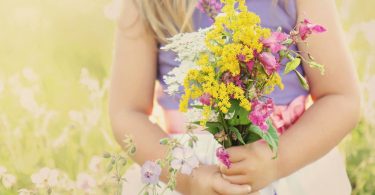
[2,173,16,189]
[88,156,102,173]
[76,173,96,193]
[171,147,199,175]
[162,28,210,62]
[0,79,4,95]
[18,189,33,195]
[163,60,199,95]
[104,0,122,20]
[185,108,219,123]
[162,28,211,95]
[31,168,59,188]
[22,67,38,82]
[0,166,7,176]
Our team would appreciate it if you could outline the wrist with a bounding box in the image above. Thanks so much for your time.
[274,151,288,180]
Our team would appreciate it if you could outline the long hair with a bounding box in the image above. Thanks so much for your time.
[131,0,286,43]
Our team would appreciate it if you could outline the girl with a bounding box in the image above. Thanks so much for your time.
[109,0,360,194]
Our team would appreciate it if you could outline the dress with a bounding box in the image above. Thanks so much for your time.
[122,0,352,194]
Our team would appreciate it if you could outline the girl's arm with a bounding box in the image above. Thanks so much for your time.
[219,0,360,192]
[278,0,361,178]
[109,1,251,194]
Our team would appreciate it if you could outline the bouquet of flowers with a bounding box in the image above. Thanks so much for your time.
[162,0,326,168]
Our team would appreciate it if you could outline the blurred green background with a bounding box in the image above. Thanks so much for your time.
[0,0,374,194]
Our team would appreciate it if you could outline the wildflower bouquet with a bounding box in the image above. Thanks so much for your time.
[163,0,326,167]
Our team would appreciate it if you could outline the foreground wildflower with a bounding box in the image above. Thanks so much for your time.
[299,19,327,40]
[76,173,97,193]
[141,161,162,185]
[171,147,199,175]
[216,147,231,168]
[31,168,59,189]
[2,173,16,189]
[248,99,274,131]
[262,32,289,53]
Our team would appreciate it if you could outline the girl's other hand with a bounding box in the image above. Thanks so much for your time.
[219,142,280,192]
[189,165,252,195]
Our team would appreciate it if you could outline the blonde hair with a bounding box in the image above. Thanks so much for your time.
[132,0,197,43]
[132,0,286,43]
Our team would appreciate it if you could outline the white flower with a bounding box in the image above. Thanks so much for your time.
[161,28,211,96]
[0,166,7,176]
[162,28,210,62]
[31,168,59,188]
[171,147,199,175]
[104,0,122,20]
[76,173,96,193]
[163,60,199,95]
[88,156,102,173]
[185,107,219,123]
[18,188,33,195]
[0,80,4,95]
[2,173,16,189]
[22,67,38,82]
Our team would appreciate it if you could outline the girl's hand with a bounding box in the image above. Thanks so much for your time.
[188,165,252,195]
[219,141,281,192]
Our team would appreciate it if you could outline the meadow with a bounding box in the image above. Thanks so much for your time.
[0,0,374,194]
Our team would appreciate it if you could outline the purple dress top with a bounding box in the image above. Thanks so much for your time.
[156,0,309,110]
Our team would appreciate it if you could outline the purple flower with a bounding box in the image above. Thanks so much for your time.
[259,52,280,75]
[171,147,199,175]
[262,32,289,53]
[248,99,274,131]
[216,147,231,168]
[199,93,212,106]
[299,19,327,40]
[197,0,222,19]
[141,161,161,185]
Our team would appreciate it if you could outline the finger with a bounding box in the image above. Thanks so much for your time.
[226,146,247,163]
[219,162,245,176]
[213,174,252,195]
[222,174,249,185]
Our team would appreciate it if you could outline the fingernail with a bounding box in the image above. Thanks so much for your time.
[247,185,252,193]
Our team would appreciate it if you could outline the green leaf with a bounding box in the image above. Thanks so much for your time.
[229,126,245,145]
[244,132,262,143]
[190,105,204,109]
[294,70,309,90]
[204,126,220,135]
[227,99,251,126]
[248,120,279,156]
[284,57,301,74]
[281,39,293,45]
[309,61,325,75]
[206,122,224,129]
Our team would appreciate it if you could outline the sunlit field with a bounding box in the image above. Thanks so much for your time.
[0,0,374,194]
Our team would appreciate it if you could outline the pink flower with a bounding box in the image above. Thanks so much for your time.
[262,32,289,53]
[216,147,232,169]
[197,0,222,19]
[216,147,231,168]
[248,99,274,131]
[258,52,280,75]
[246,60,255,73]
[299,19,327,40]
[141,161,161,185]
[199,93,211,106]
